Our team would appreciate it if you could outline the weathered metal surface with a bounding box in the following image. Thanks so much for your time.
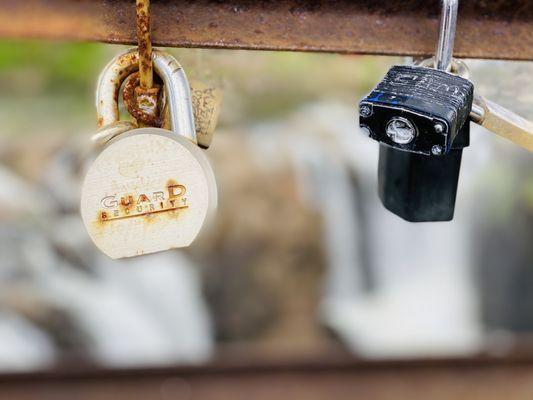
[0,1,532,60]
[134,0,161,127]
[136,0,153,90]
[2,356,533,400]
[123,71,163,127]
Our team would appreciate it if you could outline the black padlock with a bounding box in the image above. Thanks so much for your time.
[360,65,473,155]
[359,65,473,222]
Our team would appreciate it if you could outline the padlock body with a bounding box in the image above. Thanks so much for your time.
[377,123,468,222]
[359,65,473,155]
[81,128,217,259]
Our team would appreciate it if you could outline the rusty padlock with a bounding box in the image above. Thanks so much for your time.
[119,54,222,149]
[81,49,217,259]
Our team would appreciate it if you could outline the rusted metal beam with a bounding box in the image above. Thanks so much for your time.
[3,356,533,400]
[0,1,532,60]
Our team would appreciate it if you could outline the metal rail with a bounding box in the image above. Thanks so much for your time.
[2,355,533,400]
[0,0,533,60]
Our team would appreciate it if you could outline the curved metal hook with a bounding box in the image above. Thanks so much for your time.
[152,50,196,144]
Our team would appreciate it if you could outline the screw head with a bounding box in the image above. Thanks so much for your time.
[359,104,372,118]
[431,145,443,155]
[386,117,416,145]
[434,122,445,134]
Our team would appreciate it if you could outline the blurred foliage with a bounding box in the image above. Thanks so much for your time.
[0,40,392,136]
[0,40,109,94]
[171,48,392,124]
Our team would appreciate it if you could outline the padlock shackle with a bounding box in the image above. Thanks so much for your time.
[96,49,197,144]
[96,49,139,129]
[434,0,458,72]
[152,50,197,144]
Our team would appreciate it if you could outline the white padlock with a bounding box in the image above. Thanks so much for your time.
[81,49,217,259]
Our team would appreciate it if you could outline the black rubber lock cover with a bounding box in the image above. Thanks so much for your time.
[359,65,473,155]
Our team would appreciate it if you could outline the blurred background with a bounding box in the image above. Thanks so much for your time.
[0,40,531,372]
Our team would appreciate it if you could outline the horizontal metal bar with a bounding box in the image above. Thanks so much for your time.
[0,1,532,60]
[2,355,533,399]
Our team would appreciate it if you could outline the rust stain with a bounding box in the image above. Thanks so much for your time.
[166,179,187,198]
[97,205,188,223]
[122,71,162,127]
[1,0,532,60]
[119,195,133,210]
[94,210,108,231]
[99,211,108,222]
[167,178,179,188]
[136,0,153,90]
[7,355,533,399]
[94,181,189,225]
